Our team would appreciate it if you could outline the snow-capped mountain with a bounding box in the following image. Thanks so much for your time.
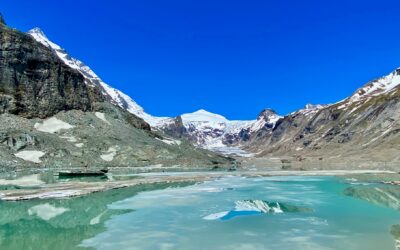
[27,27,281,154]
[25,27,400,161]
[337,68,400,110]
[155,109,282,153]
[27,28,166,126]
[244,67,400,162]
[180,109,255,146]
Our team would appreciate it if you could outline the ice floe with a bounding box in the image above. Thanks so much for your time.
[203,200,311,221]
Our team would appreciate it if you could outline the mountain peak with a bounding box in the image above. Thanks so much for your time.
[344,67,400,106]
[27,27,63,51]
[181,109,228,123]
[26,26,165,127]
[28,27,46,37]
[258,108,277,117]
[193,109,218,115]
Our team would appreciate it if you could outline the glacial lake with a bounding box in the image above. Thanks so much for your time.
[0,175,399,249]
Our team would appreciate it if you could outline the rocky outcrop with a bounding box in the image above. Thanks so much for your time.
[158,116,188,138]
[0,24,105,119]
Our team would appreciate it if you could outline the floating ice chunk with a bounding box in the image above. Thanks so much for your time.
[34,117,74,133]
[14,150,45,163]
[204,200,308,221]
[28,203,69,220]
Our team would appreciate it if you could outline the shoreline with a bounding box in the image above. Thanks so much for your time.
[0,169,395,201]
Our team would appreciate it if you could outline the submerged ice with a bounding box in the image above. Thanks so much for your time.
[203,200,312,220]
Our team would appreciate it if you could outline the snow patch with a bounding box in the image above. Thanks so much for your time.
[59,136,77,143]
[95,112,111,125]
[34,117,74,134]
[156,138,181,146]
[14,151,45,163]
[75,143,84,148]
[100,146,118,162]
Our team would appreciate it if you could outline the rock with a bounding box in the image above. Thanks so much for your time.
[0,132,37,151]
[0,24,104,118]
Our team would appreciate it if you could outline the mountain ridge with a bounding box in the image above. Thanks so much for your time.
[26,26,400,162]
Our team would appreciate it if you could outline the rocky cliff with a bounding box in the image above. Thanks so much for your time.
[0,24,104,119]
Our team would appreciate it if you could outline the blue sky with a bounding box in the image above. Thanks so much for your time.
[2,0,400,119]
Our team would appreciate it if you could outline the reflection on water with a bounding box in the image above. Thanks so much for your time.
[0,175,400,249]
[0,182,191,249]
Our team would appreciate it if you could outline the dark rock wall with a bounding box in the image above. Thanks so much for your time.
[0,25,103,118]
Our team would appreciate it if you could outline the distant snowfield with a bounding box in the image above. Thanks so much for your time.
[34,117,74,134]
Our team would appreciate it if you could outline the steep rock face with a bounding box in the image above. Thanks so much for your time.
[226,109,281,145]
[0,25,104,118]
[158,116,188,138]
[0,24,150,131]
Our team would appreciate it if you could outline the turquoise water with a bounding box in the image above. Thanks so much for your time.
[1,176,400,249]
